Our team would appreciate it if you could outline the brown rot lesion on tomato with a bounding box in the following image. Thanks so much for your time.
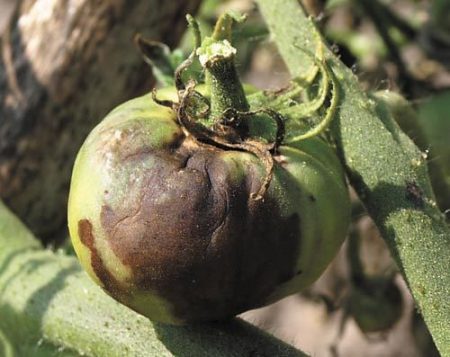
[77,219,124,300]
[97,183,302,321]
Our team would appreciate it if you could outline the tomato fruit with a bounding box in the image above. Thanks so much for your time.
[68,86,350,324]
[68,14,350,324]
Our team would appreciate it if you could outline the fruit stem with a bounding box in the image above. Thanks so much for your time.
[197,13,250,124]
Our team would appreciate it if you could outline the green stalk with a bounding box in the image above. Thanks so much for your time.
[197,13,249,122]
[0,200,305,357]
[256,0,450,355]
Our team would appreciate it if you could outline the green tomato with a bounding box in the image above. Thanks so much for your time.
[68,85,350,324]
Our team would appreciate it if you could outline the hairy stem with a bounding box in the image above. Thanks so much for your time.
[256,0,450,354]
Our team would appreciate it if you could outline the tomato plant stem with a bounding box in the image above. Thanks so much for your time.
[256,0,450,354]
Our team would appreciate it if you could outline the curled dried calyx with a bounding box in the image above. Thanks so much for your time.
[152,13,286,200]
[146,13,339,199]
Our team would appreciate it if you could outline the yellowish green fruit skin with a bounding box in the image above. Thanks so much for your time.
[68,89,183,324]
[68,86,350,324]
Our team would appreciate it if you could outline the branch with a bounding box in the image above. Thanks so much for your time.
[0,200,305,356]
[256,0,450,354]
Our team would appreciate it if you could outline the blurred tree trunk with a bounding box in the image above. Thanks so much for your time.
[0,0,201,243]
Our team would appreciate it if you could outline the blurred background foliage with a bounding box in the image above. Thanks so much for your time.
[1,0,448,356]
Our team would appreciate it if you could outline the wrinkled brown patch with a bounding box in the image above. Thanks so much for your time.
[98,138,301,322]
[78,219,123,299]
